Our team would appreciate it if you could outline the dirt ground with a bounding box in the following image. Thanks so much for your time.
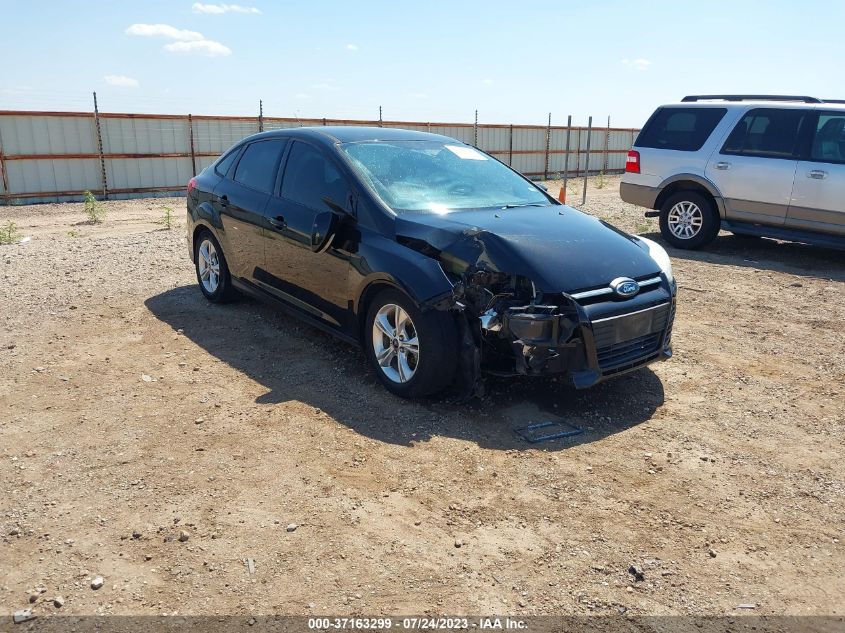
[1,176,843,618]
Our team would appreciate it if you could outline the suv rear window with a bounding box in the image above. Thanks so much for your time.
[636,107,727,152]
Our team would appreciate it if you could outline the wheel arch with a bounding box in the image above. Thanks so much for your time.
[655,174,726,219]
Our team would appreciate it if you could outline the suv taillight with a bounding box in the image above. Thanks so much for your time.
[625,150,640,174]
[187,177,197,195]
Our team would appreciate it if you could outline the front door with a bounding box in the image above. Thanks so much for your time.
[260,141,354,329]
[706,108,807,225]
[788,111,845,236]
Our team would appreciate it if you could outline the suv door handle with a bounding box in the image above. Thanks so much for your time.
[714,161,731,170]
[219,194,229,207]
[807,170,828,180]
[268,215,287,229]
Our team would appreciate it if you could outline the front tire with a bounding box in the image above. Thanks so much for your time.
[194,230,238,303]
[364,288,458,398]
[659,191,720,250]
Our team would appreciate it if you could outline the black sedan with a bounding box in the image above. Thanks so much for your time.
[186,126,676,398]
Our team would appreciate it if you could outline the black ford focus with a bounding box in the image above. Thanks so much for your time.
[187,126,676,398]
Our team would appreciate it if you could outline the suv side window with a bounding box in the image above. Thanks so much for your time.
[721,108,807,159]
[635,107,726,151]
[280,142,350,211]
[214,147,240,177]
[809,112,845,164]
[233,139,287,193]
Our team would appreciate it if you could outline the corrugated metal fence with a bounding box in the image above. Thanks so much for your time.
[0,109,639,205]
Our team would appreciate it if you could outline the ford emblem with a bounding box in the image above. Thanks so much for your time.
[610,277,640,298]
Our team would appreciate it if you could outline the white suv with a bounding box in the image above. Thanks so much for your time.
[620,95,845,250]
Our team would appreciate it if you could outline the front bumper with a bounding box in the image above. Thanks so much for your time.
[483,283,676,389]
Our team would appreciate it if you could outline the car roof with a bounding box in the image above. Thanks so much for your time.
[659,101,845,112]
[243,126,459,146]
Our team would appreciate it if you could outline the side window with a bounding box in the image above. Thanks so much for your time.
[214,147,240,177]
[721,108,807,159]
[810,112,845,164]
[233,139,286,193]
[280,142,350,211]
[635,107,726,151]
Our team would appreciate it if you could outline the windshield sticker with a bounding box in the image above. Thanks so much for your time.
[445,145,488,160]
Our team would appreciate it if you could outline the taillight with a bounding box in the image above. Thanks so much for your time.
[187,177,197,195]
[625,150,641,174]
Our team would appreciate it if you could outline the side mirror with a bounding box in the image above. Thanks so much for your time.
[310,211,338,253]
[536,183,549,192]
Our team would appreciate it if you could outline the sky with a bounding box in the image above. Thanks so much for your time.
[2,0,844,127]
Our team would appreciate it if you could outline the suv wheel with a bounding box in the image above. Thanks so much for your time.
[659,191,720,249]
[194,230,238,302]
[364,288,458,398]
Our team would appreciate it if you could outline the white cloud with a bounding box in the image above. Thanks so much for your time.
[104,74,139,88]
[126,22,232,56]
[482,78,493,85]
[192,2,261,14]
[126,23,203,41]
[622,58,652,71]
[346,43,358,51]
[164,40,232,56]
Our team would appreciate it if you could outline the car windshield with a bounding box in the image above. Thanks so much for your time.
[340,140,550,213]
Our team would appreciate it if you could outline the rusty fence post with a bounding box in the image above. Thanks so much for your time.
[562,115,572,196]
[603,115,610,174]
[473,110,478,147]
[258,100,264,132]
[92,91,108,200]
[379,106,383,127]
[544,112,551,180]
[508,124,514,166]
[187,114,197,176]
[581,116,593,206]
[0,127,10,206]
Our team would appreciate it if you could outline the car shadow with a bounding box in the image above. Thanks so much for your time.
[145,286,665,451]
[640,230,845,282]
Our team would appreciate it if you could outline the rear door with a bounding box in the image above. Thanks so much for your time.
[788,110,845,236]
[213,138,287,281]
[705,107,807,225]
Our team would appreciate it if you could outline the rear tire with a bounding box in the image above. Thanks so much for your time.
[194,230,238,303]
[364,288,458,398]
[659,191,720,250]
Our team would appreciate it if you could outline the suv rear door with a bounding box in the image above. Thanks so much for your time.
[788,110,845,236]
[705,107,808,225]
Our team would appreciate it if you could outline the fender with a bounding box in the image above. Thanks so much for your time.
[188,200,224,262]
[350,234,456,318]
[657,172,728,218]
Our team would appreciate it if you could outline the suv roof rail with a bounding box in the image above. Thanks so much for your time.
[681,94,823,104]
[822,99,845,104]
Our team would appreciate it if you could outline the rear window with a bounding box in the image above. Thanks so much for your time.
[635,107,727,152]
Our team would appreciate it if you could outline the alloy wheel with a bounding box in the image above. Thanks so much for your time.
[667,201,704,239]
[197,238,221,294]
[372,303,419,384]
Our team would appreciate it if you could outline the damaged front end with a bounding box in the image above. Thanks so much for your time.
[403,223,675,396]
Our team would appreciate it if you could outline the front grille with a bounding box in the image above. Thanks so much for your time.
[592,303,671,371]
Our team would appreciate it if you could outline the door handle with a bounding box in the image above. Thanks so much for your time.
[219,194,229,207]
[714,161,731,170]
[268,215,287,229]
[807,170,828,180]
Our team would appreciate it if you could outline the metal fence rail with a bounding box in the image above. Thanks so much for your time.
[0,105,639,205]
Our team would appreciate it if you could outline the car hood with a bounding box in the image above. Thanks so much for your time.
[394,205,660,293]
